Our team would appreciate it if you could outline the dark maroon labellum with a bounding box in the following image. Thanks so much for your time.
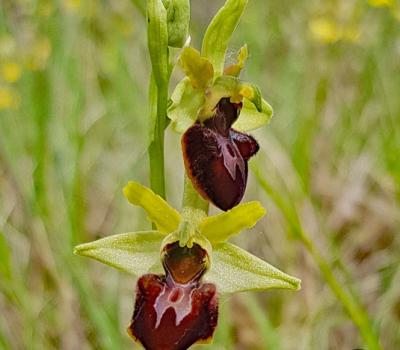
[128,242,218,350]
[182,98,259,211]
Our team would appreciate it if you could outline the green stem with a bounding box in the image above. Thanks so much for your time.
[147,0,169,199]
[148,73,167,198]
[178,174,209,246]
[252,165,382,350]
[182,173,209,212]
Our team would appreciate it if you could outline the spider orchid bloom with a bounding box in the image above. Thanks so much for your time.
[74,182,300,350]
[168,46,273,211]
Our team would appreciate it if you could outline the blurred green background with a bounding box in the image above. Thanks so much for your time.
[1,0,400,349]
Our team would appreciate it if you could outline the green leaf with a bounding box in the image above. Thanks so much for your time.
[206,242,301,295]
[147,0,169,90]
[147,0,170,187]
[201,0,248,76]
[233,97,273,132]
[74,231,164,276]
[0,232,11,280]
[123,181,181,233]
[168,78,205,133]
[199,201,266,244]
[179,47,214,89]
[165,0,190,48]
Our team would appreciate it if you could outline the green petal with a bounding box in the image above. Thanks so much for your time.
[233,97,273,132]
[73,231,164,276]
[179,47,214,89]
[168,78,205,133]
[202,0,248,76]
[123,181,181,233]
[206,242,301,295]
[224,44,248,76]
[199,201,266,244]
[147,0,169,91]
[238,82,262,112]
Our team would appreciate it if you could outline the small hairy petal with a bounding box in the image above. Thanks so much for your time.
[128,274,218,350]
[230,129,259,160]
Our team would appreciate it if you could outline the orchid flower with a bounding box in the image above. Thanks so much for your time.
[170,46,273,211]
[74,182,300,349]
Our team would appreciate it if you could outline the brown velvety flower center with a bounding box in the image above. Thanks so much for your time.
[162,242,208,284]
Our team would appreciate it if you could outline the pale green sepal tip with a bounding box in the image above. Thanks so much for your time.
[206,242,301,295]
[233,97,273,132]
[123,181,181,234]
[239,83,263,112]
[73,231,165,276]
[199,201,266,244]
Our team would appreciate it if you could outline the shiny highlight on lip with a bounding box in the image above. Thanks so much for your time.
[182,98,259,211]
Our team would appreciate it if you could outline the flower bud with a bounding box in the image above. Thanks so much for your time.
[164,0,190,48]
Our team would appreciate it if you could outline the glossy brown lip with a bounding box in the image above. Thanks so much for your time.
[128,243,218,350]
[182,98,259,211]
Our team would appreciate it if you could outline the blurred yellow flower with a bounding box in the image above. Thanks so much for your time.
[309,18,341,44]
[1,62,22,83]
[0,86,20,110]
[309,18,360,44]
[368,0,395,8]
[64,0,81,11]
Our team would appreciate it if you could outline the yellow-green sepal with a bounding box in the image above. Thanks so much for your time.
[179,47,214,89]
[73,231,165,276]
[205,242,301,295]
[168,78,205,133]
[123,181,181,233]
[199,201,266,244]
